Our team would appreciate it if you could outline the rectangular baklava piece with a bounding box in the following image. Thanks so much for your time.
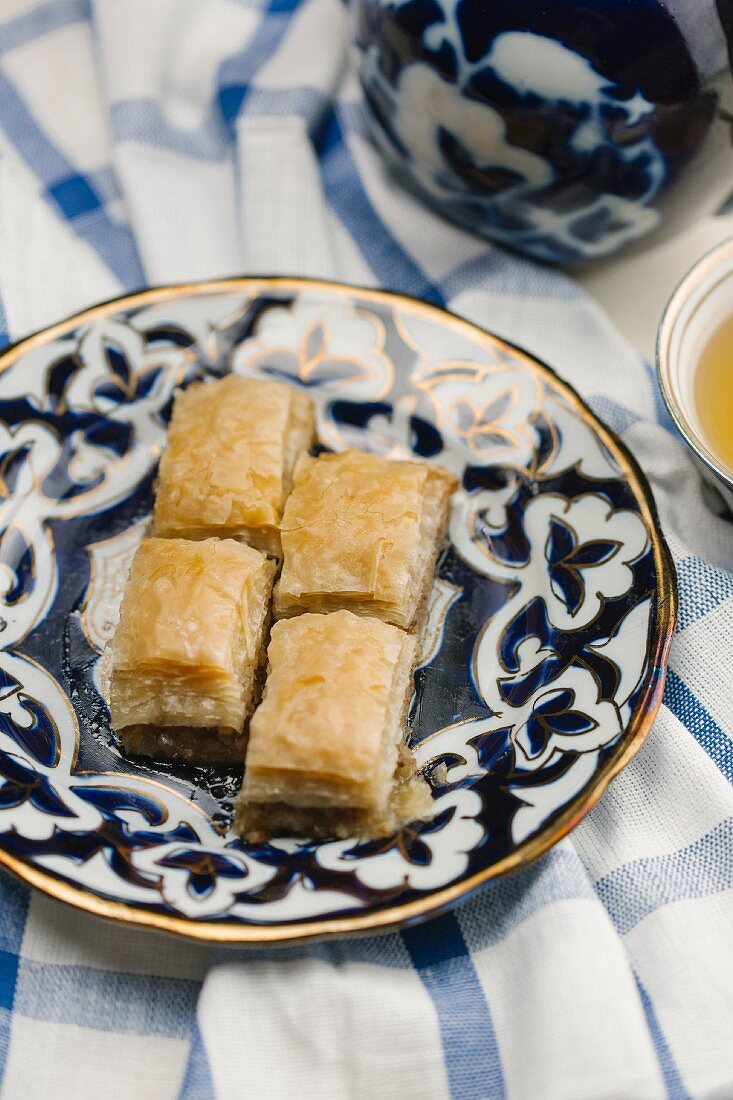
[154,375,314,557]
[236,610,430,841]
[109,537,275,763]
[273,449,457,631]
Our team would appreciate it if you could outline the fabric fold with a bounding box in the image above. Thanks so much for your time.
[0,2,729,1098]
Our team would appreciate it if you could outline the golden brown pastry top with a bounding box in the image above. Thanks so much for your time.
[112,537,270,676]
[278,450,430,603]
[155,375,310,533]
[246,611,413,785]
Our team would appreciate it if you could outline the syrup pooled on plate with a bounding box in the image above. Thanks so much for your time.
[695,315,733,472]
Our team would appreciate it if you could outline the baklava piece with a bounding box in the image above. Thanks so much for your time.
[154,375,314,557]
[274,449,456,631]
[236,610,431,841]
[109,537,275,764]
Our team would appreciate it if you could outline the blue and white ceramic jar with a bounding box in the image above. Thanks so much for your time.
[353,1,733,263]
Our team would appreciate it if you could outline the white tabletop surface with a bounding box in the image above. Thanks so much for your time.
[577,213,733,360]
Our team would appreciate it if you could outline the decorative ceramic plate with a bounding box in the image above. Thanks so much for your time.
[0,278,675,942]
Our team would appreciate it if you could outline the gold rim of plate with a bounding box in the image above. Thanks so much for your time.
[0,277,678,944]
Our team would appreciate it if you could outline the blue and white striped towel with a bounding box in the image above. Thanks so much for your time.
[0,2,731,1098]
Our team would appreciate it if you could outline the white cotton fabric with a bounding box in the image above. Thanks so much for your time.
[0,3,729,1099]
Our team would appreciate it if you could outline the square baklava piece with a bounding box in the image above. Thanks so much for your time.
[109,537,275,763]
[273,449,456,630]
[154,375,314,557]
[236,610,431,841]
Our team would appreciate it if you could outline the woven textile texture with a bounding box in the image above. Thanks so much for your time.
[0,2,730,1098]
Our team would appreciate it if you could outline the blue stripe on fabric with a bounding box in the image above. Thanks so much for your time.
[403,913,506,1100]
[0,73,70,179]
[458,846,596,949]
[635,974,691,1100]
[178,1019,216,1100]
[0,953,19,1015]
[463,827,733,962]
[241,85,327,126]
[217,1,303,127]
[665,669,733,783]
[442,250,582,302]
[319,106,444,305]
[316,931,415,969]
[595,817,733,936]
[86,165,123,206]
[0,72,143,288]
[110,99,227,161]
[0,1007,12,1085]
[109,87,327,161]
[0,0,88,55]
[0,873,30,1084]
[48,174,101,217]
[644,359,678,435]
[675,556,733,632]
[13,961,200,1038]
[0,291,8,350]
[588,394,644,437]
[0,873,30,957]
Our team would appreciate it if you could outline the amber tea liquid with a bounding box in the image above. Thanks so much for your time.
[694,315,733,473]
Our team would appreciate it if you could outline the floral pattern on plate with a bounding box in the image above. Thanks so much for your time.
[0,279,675,940]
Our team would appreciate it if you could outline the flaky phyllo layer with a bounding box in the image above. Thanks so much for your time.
[274,449,456,630]
[236,610,430,840]
[109,537,275,762]
[109,379,454,838]
[154,375,314,556]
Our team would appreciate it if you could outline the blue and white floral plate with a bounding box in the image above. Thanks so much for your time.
[0,278,675,943]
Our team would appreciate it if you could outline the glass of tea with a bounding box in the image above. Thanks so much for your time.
[658,239,733,517]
